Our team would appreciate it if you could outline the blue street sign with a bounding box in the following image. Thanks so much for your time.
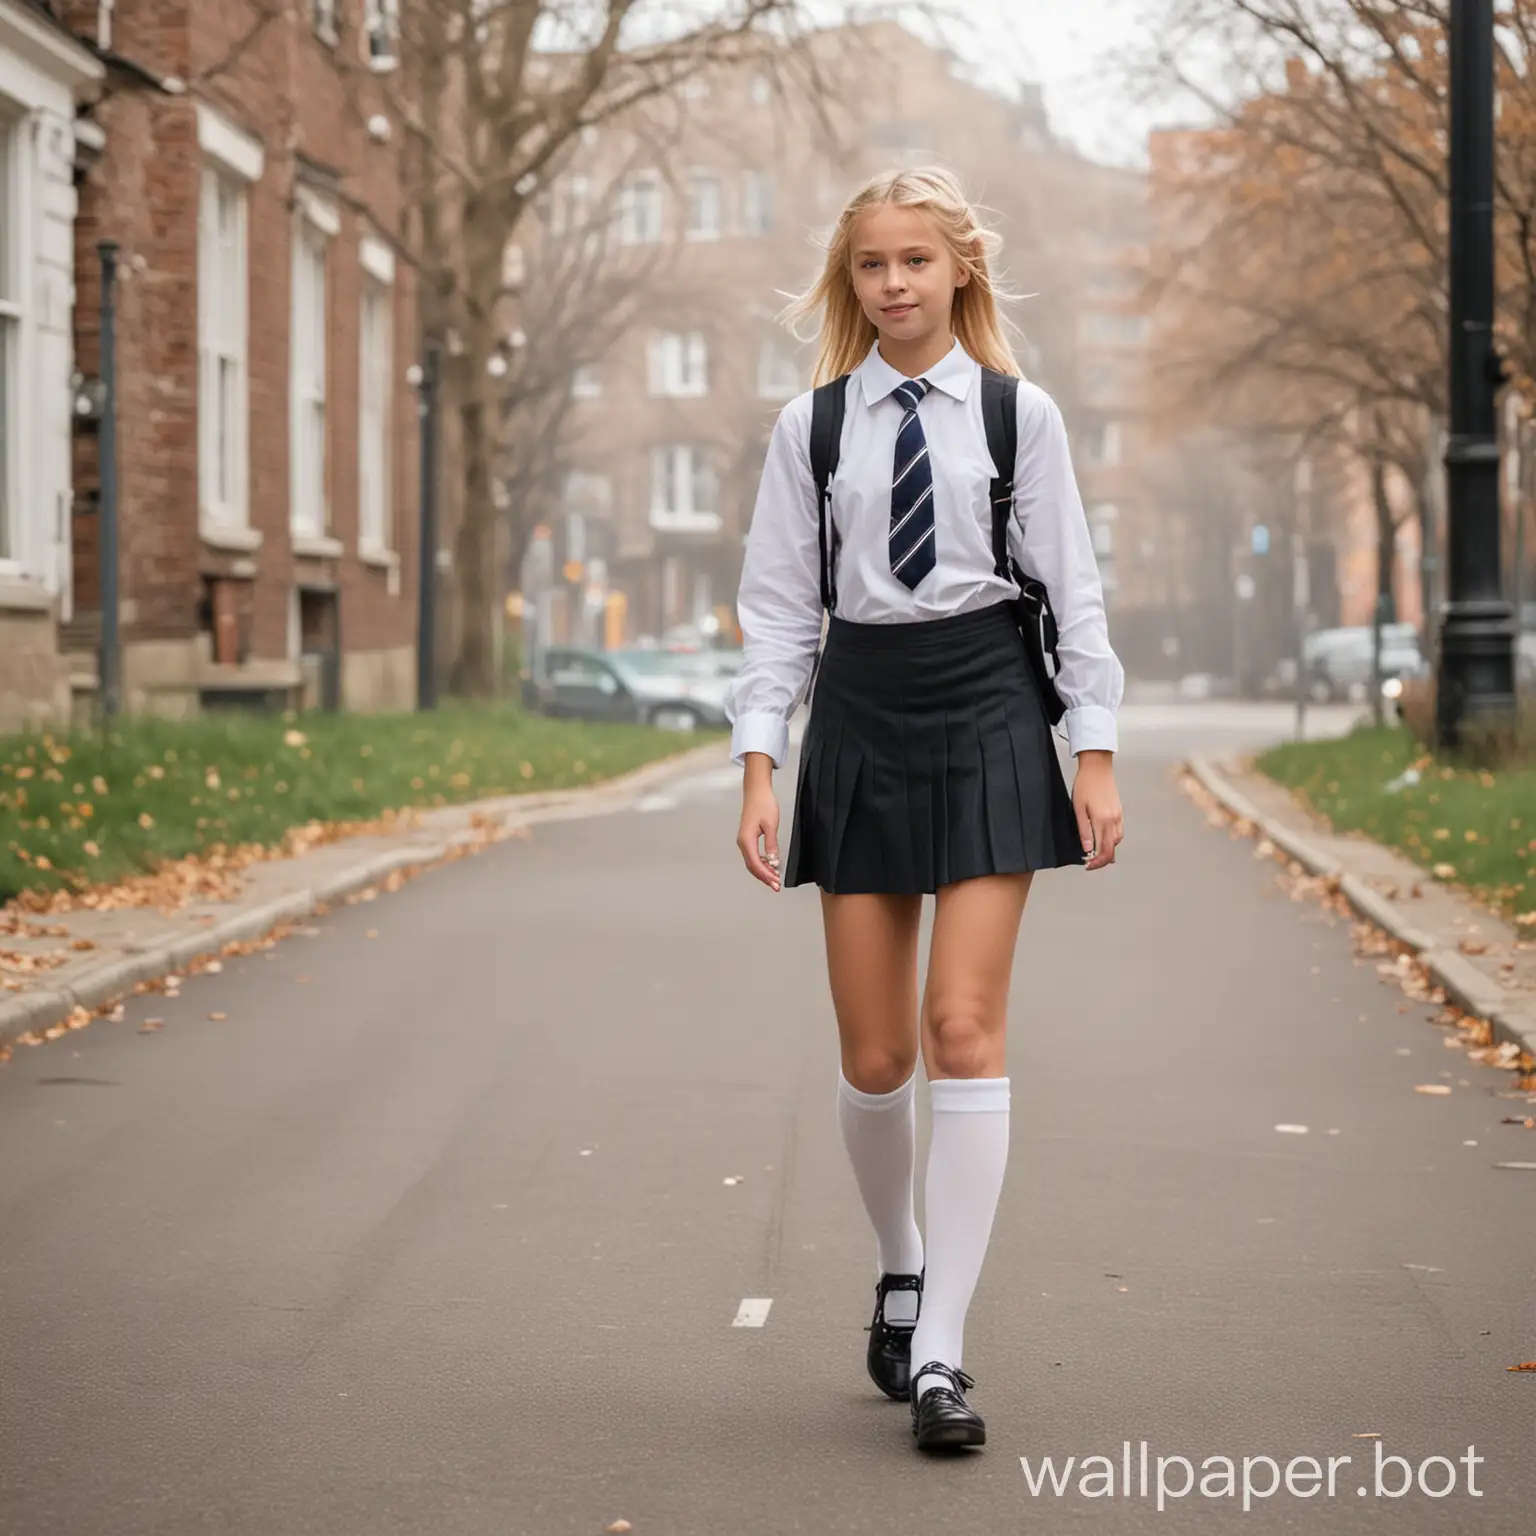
[1252,523,1270,556]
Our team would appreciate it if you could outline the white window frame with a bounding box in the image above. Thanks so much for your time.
[0,111,25,575]
[358,236,394,562]
[757,337,801,401]
[618,172,662,245]
[742,170,774,235]
[312,1,338,47]
[570,363,602,400]
[647,331,708,398]
[686,169,721,241]
[650,445,720,534]
[363,0,399,70]
[195,105,263,551]
[290,189,336,543]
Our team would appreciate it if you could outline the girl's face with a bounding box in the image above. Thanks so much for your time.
[849,203,970,348]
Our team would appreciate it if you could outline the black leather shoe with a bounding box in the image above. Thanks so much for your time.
[910,1360,986,1450]
[864,1271,922,1401]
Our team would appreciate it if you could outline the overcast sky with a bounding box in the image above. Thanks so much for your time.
[916,0,1192,166]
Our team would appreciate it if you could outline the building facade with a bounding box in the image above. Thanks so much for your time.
[526,21,1131,653]
[0,1,101,732]
[60,0,418,718]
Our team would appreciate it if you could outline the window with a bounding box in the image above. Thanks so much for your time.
[686,171,722,241]
[1082,311,1149,346]
[1089,503,1118,561]
[557,174,593,238]
[358,278,392,555]
[290,198,332,539]
[618,173,662,245]
[563,472,612,516]
[364,0,399,68]
[742,170,774,235]
[570,364,602,400]
[1083,420,1122,468]
[651,446,720,533]
[757,337,801,401]
[0,118,17,565]
[198,167,250,534]
[312,1,337,45]
[648,331,708,397]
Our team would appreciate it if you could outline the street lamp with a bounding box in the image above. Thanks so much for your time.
[1439,0,1516,749]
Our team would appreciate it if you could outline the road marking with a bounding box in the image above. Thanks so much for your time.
[732,1298,772,1328]
[1274,1123,1309,1134]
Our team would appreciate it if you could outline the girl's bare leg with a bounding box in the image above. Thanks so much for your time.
[910,873,1032,1406]
[822,891,926,1300]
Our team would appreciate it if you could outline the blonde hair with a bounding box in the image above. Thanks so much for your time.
[783,166,1021,385]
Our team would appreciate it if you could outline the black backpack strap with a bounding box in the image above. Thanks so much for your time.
[979,367,1019,580]
[808,374,850,613]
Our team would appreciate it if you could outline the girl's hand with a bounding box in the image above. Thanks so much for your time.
[737,755,782,891]
[1072,751,1123,871]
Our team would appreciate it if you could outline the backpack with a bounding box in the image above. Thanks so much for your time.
[807,366,1066,725]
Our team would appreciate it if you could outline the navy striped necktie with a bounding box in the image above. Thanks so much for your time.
[889,378,935,590]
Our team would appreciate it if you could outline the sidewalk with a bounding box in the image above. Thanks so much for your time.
[1188,754,1536,1064]
[0,737,730,1054]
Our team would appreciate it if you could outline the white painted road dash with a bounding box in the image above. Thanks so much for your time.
[732,1298,772,1328]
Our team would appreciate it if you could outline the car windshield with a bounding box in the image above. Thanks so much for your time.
[612,650,718,679]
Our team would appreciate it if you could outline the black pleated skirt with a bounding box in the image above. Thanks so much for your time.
[783,602,1084,895]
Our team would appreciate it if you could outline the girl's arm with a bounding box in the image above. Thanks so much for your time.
[1007,383,1126,868]
[1006,384,1126,757]
[727,395,826,769]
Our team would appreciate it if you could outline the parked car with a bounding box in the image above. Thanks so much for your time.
[531,647,729,731]
[1304,623,1425,702]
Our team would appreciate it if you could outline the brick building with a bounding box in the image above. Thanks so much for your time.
[62,0,418,717]
[0,1,101,732]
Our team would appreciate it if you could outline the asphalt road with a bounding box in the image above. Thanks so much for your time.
[2,702,1534,1535]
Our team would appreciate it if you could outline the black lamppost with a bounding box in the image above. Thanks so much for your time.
[1438,0,1516,748]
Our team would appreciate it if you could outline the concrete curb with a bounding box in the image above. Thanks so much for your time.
[1,737,730,1049]
[1186,756,1536,1063]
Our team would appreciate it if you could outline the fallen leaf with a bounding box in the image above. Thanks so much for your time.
[208,1012,227,1022]
[139,1019,164,1033]
[1414,1084,1453,1095]
[606,1522,633,1534]
[1433,863,1457,879]
[1459,938,1490,956]
[1507,1362,1536,1372]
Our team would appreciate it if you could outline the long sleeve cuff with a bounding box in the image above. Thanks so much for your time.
[730,711,790,768]
[1064,704,1118,757]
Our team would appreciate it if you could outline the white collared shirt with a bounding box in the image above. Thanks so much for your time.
[726,339,1125,767]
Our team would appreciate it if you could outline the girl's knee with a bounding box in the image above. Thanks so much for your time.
[842,1045,919,1095]
[922,1004,997,1078]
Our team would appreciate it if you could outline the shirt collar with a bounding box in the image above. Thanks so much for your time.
[855,338,976,407]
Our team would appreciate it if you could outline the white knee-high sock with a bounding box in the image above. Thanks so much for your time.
[838,1070,925,1323]
[910,1076,1010,1399]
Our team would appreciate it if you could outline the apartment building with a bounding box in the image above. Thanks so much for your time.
[536,20,1101,647]
[61,0,417,717]
[0,2,101,732]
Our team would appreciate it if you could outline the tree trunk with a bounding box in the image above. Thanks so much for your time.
[1370,454,1396,728]
[447,355,499,699]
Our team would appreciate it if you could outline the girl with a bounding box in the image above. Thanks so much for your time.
[726,167,1124,1453]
